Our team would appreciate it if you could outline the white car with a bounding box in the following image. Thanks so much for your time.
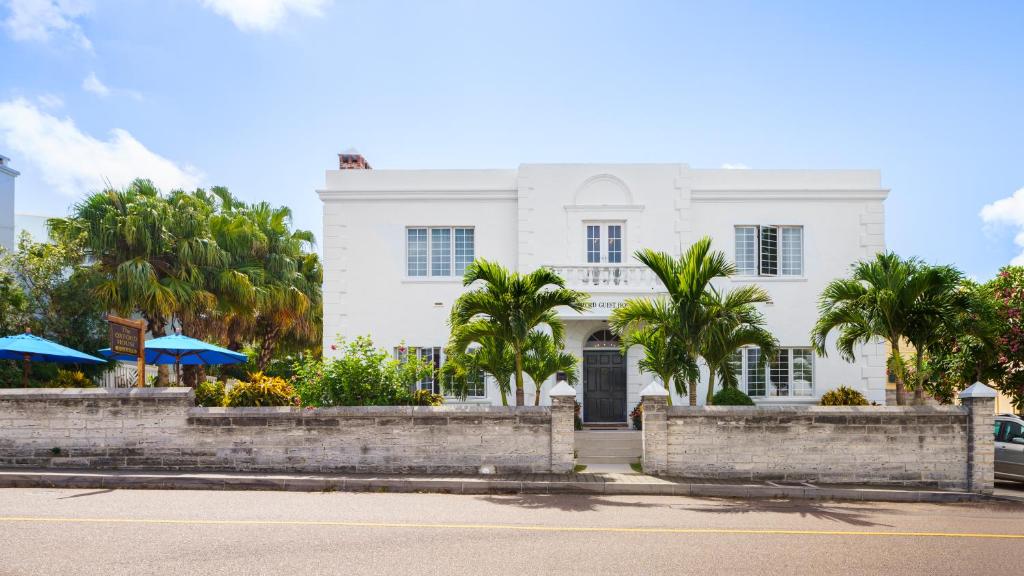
[995,414,1024,482]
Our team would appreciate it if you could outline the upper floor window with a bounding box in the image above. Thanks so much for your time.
[735,225,803,277]
[585,222,623,264]
[729,346,814,398]
[407,227,474,278]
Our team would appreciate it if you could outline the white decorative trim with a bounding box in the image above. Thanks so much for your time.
[691,189,890,202]
[573,173,634,205]
[563,204,644,212]
[317,189,517,202]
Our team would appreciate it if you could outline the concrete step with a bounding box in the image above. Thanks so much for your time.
[577,456,640,465]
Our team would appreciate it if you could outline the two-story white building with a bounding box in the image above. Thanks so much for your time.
[318,156,890,420]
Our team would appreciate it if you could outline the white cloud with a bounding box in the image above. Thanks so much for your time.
[35,93,63,109]
[980,187,1024,265]
[721,163,750,170]
[81,72,109,96]
[3,0,93,50]
[199,0,328,31]
[0,98,203,198]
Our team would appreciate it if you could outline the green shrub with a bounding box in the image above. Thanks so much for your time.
[410,389,445,406]
[47,369,96,388]
[292,337,432,407]
[819,385,869,406]
[224,372,296,407]
[711,387,755,406]
[630,402,643,430]
[195,380,226,407]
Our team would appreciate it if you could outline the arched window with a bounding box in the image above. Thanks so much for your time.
[584,329,620,349]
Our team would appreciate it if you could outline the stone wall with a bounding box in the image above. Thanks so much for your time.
[642,386,996,493]
[0,388,567,474]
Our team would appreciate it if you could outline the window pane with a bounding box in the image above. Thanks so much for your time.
[735,226,757,275]
[760,226,778,276]
[769,349,789,396]
[607,225,622,263]
[466,368,486,397]
[431,228,451,276]
[407,228,427,277]
[418,347,441,393]
[728,350,743,390]
[780,226,803,276]
[454,228,474,276]
[791,349,813,396]
[746,348,765,397]
[586,225,601,263]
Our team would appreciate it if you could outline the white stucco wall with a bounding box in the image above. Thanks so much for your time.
[0,161,16,253]
[319,162,890,407]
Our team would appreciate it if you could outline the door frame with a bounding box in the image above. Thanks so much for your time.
[581,347,627,424]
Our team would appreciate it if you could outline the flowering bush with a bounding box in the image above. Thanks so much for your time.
[991,266,1024,411]
[291,336,432,407]
[630,402,643,430]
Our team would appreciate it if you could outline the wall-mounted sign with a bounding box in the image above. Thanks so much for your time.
[108,315,146,387]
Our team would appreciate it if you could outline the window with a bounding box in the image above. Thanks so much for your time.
[995,420,1004,441]
[406,227,474,278]
[584,222,624,264]
[733,346,813,398]
[462,366,486,398]
[1002,422,1024,444]
[734,225,804,277]
[396,345,487,398]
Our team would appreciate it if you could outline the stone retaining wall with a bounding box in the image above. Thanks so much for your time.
[641,387,995,493]
[0,388,575,474]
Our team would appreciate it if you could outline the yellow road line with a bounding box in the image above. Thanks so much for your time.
[0,516,1022,540]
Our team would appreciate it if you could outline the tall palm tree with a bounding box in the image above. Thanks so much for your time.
[611,238,772,406]
[448,259,589,406]
[522,331,579,405]
[904,265,967,404]
[441,337,514,405]
[812,252,941,406]
[701,297,777,404]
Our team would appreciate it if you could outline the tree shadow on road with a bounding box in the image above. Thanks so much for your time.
[670,498,896,527]
[57,489,116,500]
[478,493,664,512]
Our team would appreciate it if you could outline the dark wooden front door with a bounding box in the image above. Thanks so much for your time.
[583,350,627,423]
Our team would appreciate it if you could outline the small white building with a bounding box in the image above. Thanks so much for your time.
[0,155,17,253]
[318,157,890,419]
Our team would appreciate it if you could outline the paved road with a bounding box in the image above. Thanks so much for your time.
[1,488,1023,575]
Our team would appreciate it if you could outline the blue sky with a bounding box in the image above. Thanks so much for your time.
[2,0,1023,279]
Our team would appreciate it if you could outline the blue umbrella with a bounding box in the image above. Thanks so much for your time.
[99,334,247,383]
[0,331,106,386]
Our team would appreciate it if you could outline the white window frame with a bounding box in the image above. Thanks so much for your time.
[733,225,804,277]
[405,226,475,279]
[733,346,814,398]
[583,221,626,264]
[395,345,487,399]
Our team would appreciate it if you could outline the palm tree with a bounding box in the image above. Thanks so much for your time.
[700,297,777,404]
[904,265,968,404]
[611,299,696,406]
[611,238,772,406]
[811,252,942,406]
[522,331,579,405]
[440,337,514,405]
[448,259,589,406]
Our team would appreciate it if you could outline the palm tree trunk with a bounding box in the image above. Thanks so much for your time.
[663,375,673,406]
[705,366,716,405]
[913,349,925,405]
[892,339,906,406]
[533,377,541,406]
[688,376,697,407]
[498,380,508,406]
[514,350,525,407]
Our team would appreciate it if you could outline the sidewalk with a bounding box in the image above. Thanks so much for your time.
[0,468,987,503]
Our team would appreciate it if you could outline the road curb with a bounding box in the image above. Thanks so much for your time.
[0,469,986,503]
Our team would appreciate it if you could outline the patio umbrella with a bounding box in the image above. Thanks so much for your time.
[0,330,106,386]
[99,333,247,383]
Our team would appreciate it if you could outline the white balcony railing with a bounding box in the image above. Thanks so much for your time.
[546,265,664,292]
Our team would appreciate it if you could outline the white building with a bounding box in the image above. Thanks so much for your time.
[0,155,17,253]
[318,156,890,420]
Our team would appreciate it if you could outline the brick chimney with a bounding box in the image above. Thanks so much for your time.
[338,152,371,170]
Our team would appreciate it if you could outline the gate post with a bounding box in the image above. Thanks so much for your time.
[959,382,997,494]
[549,379,577,474]
[640,381,670,475]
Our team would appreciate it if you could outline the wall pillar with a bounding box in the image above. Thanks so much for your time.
[959,382,997,494]
[640,381,670,475]
[549,380,577,474]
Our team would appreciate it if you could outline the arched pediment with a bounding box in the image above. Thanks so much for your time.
[573,174,633,206]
